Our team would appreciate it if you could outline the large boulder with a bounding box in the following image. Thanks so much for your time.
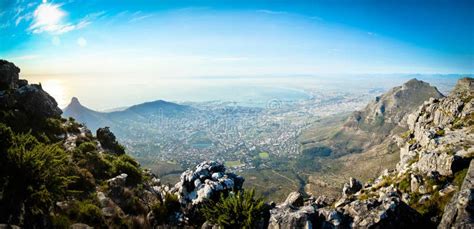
[438,160,474,228]
[174,161,244,205]
[14,84,62,118]
[0,60,20,90]
[268,191,315,229]
[342,177,363,198]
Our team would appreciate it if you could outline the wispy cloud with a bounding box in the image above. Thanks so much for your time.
[256,9,288,15]
[129,14,153,23]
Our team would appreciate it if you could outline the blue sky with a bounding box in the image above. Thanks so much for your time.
[0,0,473,77]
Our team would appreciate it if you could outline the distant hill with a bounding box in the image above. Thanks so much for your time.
[62,97,197,131]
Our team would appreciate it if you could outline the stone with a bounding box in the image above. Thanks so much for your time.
[0,60,20,90]
[283,191,304,207]
[174,161,244,205]
[14,84,62,118]
[438,160,474,228]
[342,177,363,197]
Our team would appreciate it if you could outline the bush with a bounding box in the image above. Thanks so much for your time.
[0,129,73,225]
[78,142,97,153]
[200,189,266,228]
[151,193,181,224]
[112,155,143,186]
[67,200,105,227]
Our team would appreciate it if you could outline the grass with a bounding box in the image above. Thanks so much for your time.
[258,152,270,159]
[225,160,243,167]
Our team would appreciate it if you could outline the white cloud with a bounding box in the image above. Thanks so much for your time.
[256,9,288,15]
[77,37,87,47]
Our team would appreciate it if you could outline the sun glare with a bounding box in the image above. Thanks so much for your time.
[31,3,65,30]
[41,79,66,108]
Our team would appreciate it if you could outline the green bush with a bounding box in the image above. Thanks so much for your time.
[0,127,73,225]
[200,189,266,228]
[151,193,181,224]
[67,200,105,227]
[112,155,143,186]
[78,142,97,153]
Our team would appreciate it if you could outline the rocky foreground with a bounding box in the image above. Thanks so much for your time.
[0,59,472,228]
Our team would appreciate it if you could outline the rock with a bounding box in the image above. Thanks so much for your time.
[107,173,128,188]
[268,204,315,229]
[0,59,20,90]
[175,161,244,205]
[69,223,93,229]
[0,225,21,229]
[411,174,423,193]
[283,191,304,207]
[418,195,431,204]
[438,160,474,228]
[342,177,362,197]
[439,184,457,196]
[415,152,461,176]
[14,84,62,118]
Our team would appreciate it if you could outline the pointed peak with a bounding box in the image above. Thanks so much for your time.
[70,97,81,105]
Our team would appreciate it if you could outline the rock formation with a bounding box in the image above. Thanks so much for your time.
[173,161,245,205]
[0,59,62,118]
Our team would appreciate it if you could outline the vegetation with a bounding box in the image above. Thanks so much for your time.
[200,189,267,228]
[151,193,181,224]
[0,124,74,225]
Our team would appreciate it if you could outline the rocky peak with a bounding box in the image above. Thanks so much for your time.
[346,78,444,131]
[450,77,473,96]
[0,60,61,118]
[0,59,20,90]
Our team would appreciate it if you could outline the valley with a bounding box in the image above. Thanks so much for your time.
[63,76,461,201]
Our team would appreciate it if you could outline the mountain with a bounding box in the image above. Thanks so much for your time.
[269,77,473,228]
[62,97,197,132]
[63,97,110,131]
[301,78,444,157]
[298,79,447,199]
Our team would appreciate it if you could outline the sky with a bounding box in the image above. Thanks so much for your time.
[0,0,473,108]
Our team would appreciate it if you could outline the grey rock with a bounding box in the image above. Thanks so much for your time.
[438,160,474,229]
[175,161,244,205]
[342,177,362,198]
[0,60,20,90]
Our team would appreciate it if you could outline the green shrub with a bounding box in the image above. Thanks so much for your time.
[0,129,73,225]
[67,200,105,227]
[151,193,181,224]
[112,156,143,186]
[397,176,410,192]
[200,189,266,228]
[453,168,468,187]
[50,214,71,229]
[78,142,97,153]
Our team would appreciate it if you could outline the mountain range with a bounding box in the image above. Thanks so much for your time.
[0,59,472,228]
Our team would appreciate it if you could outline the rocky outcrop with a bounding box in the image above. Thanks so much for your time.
[0,60,62,118]
[342,177,363,198]
[0,59,20,90]
[268,191,316,229]
[439,160,474,228]
[174,161,244,205]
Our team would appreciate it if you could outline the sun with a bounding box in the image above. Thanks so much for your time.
[31,2,66,31]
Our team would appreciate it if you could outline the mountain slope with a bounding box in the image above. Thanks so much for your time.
[62,97,197,131]
[269,77,473,228]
